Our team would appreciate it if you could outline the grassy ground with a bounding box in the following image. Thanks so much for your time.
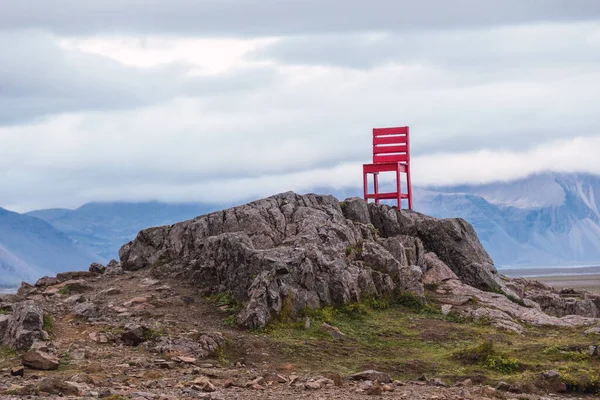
[256,296,600,393]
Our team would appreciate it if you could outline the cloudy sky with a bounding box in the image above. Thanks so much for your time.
[1,0,600,212]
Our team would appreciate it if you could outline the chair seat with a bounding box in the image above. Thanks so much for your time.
[365,192,410,200]
[363,162,409,174]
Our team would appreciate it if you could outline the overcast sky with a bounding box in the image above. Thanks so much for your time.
[1,0,600,212]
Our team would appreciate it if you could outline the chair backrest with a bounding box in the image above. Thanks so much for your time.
[373,126,410,164]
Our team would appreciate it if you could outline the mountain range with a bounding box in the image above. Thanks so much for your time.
[1,172,599,286]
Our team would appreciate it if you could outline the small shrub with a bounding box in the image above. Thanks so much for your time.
[454,340,495,363]
[342,302,370,319]
[393,292,425,310]
[485,354,521,374]
[424,282,439,291]
[57,287,70,296]
[43,313,54,335]
[223,315,237,327]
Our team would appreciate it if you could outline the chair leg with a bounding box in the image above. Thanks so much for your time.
[396,166,401,209]
[374,172,379,205]
[406,165,413,210]
[363,169,368,202]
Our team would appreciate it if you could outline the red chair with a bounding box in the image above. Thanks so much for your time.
[362,126,413,209]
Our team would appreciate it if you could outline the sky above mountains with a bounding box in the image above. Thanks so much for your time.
[2,1,600,212]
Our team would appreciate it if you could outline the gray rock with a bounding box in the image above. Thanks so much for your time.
[2,301,45,350]
[22,350,59,370]
[73,302,99,319]
[349,370,391,383]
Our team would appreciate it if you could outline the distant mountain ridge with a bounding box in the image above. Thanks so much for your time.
[2,172,600,286]
[26,201,221,260]
[416,172,600,267]
[0,207,101,286]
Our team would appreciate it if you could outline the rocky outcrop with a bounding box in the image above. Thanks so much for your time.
[118,192,599,329]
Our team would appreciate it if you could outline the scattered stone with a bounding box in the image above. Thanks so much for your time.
[304,381,321,390]
[540,370,567,393]
[152,332,224,358]
[349,370,391,383]
[141,278,160,286]
[366,381,383,395]
[192,377,217,392]
[37,378,81,396]
[124,297,149,307]
[382,384,394,392]
[431,377,448,387]
[176,356,197,364]
[121,323,151,346]
[89,262,106,274]
[89,331,109,343]
[10,365,25,376]
[100,287,121,296]
[304,317,311,330]
[496,381,511,391]
[325,373,343,386]
[320,322,346,340]
[264,373,288,384]
[21,350,59,370]
[63,294,86,304]
[588,345,599,356]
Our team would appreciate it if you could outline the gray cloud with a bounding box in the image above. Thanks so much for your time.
[1,0,600,37]
[0,31,278,125]
[250,24,600,70]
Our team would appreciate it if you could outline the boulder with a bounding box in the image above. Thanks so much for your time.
[2,301,45,350]
[21,350,59,370]
[89,262,106,274]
